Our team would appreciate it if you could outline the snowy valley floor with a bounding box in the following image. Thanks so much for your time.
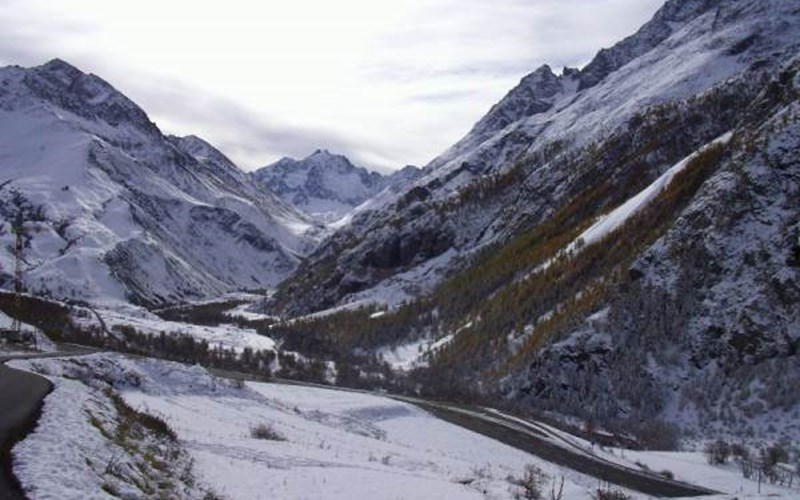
[7,353,800,499]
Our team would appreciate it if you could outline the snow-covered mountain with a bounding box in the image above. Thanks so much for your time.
[0,59,317,307]
[273,0,800,313]
[268,0,800,439]
[252,150,420,223]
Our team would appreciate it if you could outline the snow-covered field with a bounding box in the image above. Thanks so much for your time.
[6,354,608,499]
[9,353,799,499]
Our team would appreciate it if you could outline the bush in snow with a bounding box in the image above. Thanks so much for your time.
[508,464,548,500]
[250,422,285,441]
[730,442,750,461]
[508,465,563,500]
[704,439,731,465]
[761,442,789,468]
[591,485,632,500]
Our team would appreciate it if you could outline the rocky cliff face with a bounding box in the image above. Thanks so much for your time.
[0,59,316,307]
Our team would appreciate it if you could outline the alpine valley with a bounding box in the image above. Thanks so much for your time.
[2,0,800,498]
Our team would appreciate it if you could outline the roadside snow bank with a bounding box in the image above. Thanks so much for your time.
[9,354,214,499]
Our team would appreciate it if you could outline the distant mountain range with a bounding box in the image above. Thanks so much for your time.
[253,150,420,224]
[0,60,423,307]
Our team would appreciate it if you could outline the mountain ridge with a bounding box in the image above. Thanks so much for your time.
[0,58,317,307]
[271,0,800,316]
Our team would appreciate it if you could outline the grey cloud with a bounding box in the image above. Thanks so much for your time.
[0,0,666,173]
[123,76,424,171]
[134,82,374,169]
[406,89,478,104]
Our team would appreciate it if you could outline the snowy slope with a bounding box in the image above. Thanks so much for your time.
[0,59,317,307]
[556,132,734,263]
[253,150,420,224]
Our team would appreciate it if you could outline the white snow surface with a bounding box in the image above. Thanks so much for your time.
[380,333,455,371]
[11,353,797,499]
[11,372,129,499]
[8,354,608,499]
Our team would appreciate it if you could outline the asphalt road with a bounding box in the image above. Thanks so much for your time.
[0,345,98,500]
[0,363,52,500]
[395,397,719,498]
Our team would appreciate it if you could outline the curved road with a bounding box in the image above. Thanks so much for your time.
[217,370,718,497]
[1,346,98,499]
[0,363,52,500]
[397,397,719,498]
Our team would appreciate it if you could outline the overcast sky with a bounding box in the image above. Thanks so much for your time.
[0,0,664,172]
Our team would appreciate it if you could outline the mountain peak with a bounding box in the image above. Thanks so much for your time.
[253,150,411,222]
[306,149,349,165]
[577,0,722,90]
[39,58,82,76]
[434,63,564,162]
[9,58,162,137]
[527,64,555,79]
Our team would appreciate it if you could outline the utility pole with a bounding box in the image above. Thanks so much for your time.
[11,212,23,337]
[10,211,35,349]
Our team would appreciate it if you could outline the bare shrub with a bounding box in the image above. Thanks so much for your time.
[730,442,750,460]
[704,439,731,465]
[249,422,285,441]
[592,485,632,500]
[509,464,548,500]
[508,466,565,500]
[548,476,564,500]
[762,442,789,468]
